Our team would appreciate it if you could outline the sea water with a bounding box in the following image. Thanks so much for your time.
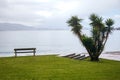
[0,30,120,57]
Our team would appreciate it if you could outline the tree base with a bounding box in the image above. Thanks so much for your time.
[90,57,99,61]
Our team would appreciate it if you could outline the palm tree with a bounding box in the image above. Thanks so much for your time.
[67,14,114,61]
[67,16,92,58]
[102,19,114,52]
[67,16,82,36]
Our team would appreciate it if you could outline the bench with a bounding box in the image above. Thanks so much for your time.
[63,53,76,57]
[14,48,36,57]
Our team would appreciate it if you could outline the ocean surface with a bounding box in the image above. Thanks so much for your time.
[0,30,120,57]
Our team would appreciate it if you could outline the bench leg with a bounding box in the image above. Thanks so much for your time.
[33,50,35,56]
[15,52,17,57]
[33,53,35,56]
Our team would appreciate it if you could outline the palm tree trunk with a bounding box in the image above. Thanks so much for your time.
[77,32,93,58]
[90,55,99,61]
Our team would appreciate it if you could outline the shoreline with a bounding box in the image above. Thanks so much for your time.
[0,52,120,61]
[100,52,120,61]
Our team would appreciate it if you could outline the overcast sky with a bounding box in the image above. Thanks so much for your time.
[0,0,120,29]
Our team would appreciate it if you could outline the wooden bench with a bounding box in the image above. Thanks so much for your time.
[63,53,76,57]
[14,48,36,57]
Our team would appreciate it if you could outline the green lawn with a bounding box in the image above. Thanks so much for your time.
[0,55,120,80]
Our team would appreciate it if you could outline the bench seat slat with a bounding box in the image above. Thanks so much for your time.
[15,51,35,53]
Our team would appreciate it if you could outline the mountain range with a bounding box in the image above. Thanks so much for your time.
[0,23,68,31]
[0,23,37,31]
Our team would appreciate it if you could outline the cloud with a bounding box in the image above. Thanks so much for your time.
[113,15,120,28]
[36,11,53,18]
[0,0,7,8]
[0,0,119,28]
[114,15,120,19]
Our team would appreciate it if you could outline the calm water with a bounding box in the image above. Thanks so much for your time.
[0,30,120,57]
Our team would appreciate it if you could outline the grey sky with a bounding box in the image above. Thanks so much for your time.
[0,0,120,28]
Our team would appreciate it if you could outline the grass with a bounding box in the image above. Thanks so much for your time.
[0,55,120,80]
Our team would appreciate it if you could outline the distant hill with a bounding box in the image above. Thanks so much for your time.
[0,23,69,31]
[0,23,37,31]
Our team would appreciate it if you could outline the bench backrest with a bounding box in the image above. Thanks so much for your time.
[14,48,36,51]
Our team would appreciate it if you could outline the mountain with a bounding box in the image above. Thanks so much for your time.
[0,23,69,31]
[0,23,37,31]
